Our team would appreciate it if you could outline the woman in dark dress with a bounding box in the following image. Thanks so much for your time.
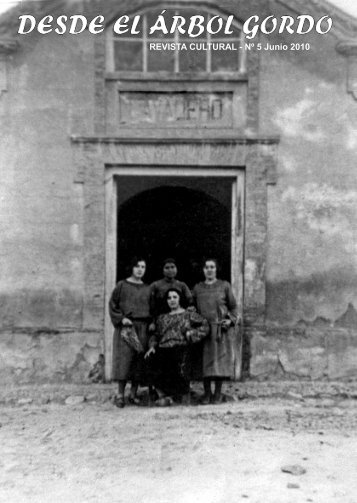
[149,258,193,319]
[109,257,151,408]
[193,259,240,404]
[145,288,209,406]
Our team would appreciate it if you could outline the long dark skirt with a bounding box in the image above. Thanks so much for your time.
[203,324,241,379]
[112,320,149,382]
[189,341,204,380]
[151,346,190,397]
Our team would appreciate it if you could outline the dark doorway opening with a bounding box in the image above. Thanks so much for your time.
[116,177,233,287]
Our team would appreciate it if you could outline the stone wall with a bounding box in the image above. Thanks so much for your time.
[251,3,357,380]
[0,331,102,384]
[0,0,356,382]
[250,326,357,380]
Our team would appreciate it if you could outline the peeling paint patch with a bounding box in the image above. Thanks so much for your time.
[279,153,297,173]
[346,124,357,150]
[70,224,80,243]
[278,347,327,379]
[316,82,334,90]
[70,258,82,277]
[281,183,357,254]
[245,259,265,300]
[335,303,357,329]
[0,331,102,384]
[267,269,357,325]
[274,98,325,142]
[0,288,83,328]
[250,327,357,380]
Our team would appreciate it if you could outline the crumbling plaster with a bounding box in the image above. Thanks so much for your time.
[0,0,357,381]
[259,32,357,327]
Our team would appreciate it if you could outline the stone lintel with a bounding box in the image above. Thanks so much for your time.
[105,71,249,82]
[71,135,280,145]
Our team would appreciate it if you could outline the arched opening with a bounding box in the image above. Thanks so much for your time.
[116,182,232,287]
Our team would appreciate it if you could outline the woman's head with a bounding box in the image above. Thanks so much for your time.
[162,258,177,279]
[129,256,146,280]
[165,287,183,311]
[203,258,218,281]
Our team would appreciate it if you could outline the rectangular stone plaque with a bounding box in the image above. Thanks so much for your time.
[118,91,233,128]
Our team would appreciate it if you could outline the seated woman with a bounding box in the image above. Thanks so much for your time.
[145,288,209,406]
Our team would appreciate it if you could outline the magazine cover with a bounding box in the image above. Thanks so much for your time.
[0,0,356,501]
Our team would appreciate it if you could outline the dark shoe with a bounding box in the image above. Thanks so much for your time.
[148,390,158,407]
[114,396,125,408]
[155,397,173,407]
[149,388,158,401]
[200,393,212,405]
[181,393,191,406]
[212,393,225,404]
[128,396,140,405]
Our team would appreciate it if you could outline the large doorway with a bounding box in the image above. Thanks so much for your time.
[116,177,234,287]
[105,167,245,380]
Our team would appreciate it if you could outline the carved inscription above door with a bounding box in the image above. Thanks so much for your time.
[105,80,247,133]
[118,91,233,128]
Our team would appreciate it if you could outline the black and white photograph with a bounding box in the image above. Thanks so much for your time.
[0,0,357,501]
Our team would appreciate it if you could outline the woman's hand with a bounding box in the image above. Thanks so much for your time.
[144,347,155,359]
[221,319,232,329]
[148,322,156,333]
[122,317,133,326]
[186,330,195,342]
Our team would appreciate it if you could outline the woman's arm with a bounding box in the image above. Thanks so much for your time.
[108,281,125,328]
[145,314,162,357]
[144,336,157,358]
[149,314,165,347]
[186,311,209,343]
[224,282,239,326]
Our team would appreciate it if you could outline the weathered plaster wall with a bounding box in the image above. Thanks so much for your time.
[1,0,357,382]
[0,31,103,381]
[252,19,357,378]
[0,31,95,329]
[0,331,101,384]
[250,327,357,380]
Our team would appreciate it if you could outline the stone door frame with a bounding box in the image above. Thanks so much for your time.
[71,136,278,381]
[105,166,244,380]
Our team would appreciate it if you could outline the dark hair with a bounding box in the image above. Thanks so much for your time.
[165,287,183,307]
[162,258,177,267]
[203,258,219,270]
[126,256,146,275]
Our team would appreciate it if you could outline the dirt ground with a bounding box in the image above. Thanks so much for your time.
[1,382,357,503]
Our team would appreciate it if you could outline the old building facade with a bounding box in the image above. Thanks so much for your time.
[0,0,357,383]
